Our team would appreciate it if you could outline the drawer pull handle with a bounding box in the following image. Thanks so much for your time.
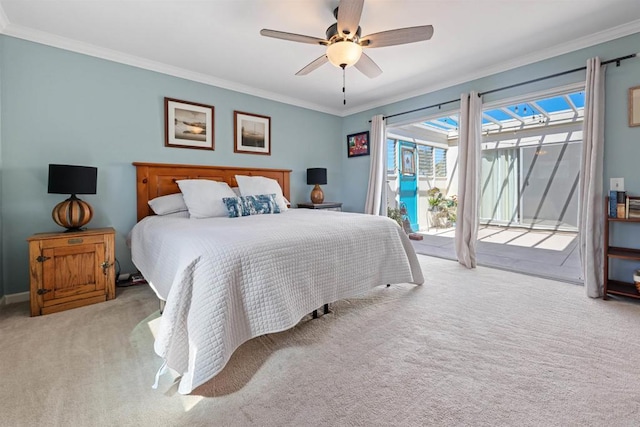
[36,289,52,295]
[68,238,83,244]
[36,255,50,263]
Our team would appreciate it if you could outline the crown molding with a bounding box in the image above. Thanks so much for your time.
[342,19,640,117]
[1,23,343,116]
[1,14,638,119]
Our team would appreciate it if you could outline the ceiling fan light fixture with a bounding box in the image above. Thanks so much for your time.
[326,40,362,68]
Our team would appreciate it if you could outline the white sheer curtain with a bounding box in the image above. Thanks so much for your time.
[364,114,387,215]
[455,91,482,268]
[579,57,605,298]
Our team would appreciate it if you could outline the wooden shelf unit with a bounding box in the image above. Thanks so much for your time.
[604,197,640,300]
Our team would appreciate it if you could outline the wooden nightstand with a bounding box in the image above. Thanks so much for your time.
[297,202,343,211]
[27,227,116,316]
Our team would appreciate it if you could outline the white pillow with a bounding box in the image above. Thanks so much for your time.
[161,210,190,218]
[148,193,188,215]
[177,179,237,218]
[235,175,289,212]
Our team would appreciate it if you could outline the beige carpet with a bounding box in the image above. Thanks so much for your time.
[2,255,640,426]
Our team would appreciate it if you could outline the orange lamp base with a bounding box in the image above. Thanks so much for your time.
[310,184,324,204]
[52,195,93,231]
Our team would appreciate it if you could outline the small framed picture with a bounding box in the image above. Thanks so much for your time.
[401,147,416,175]
[164,97,215,150]
[629,86,640,127]
[347,131,369,158]
[234,111,271,155]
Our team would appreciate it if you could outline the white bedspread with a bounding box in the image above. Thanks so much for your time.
[130,209,424,394]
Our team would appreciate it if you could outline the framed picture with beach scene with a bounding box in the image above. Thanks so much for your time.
[164,97,215,150]
[234,111,271,155]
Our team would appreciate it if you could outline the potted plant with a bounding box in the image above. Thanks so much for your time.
[427,187,444,212]
[387,207,403,228]
[427,189,458,229]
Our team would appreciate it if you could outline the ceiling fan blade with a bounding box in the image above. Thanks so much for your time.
[296,55,329,76]
[260,29,328,45]
[354,52,382,78]
[360,25,434,48]
[337,0,364,37]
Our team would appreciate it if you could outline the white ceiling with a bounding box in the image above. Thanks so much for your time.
[1,0,639,117]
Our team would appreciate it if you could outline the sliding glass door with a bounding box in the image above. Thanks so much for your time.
[519,142,580,229]
[480,147,518,225]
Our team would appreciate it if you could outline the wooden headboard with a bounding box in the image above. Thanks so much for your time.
[133,162,292,221]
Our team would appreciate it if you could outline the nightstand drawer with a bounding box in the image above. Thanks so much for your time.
[39,234,106,249]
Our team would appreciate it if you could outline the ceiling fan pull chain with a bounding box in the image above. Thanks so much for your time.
[342,65,346,105]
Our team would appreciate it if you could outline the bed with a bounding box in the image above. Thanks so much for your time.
[130,162,424,394]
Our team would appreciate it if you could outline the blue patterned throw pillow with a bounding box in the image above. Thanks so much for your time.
[222,194,281,218]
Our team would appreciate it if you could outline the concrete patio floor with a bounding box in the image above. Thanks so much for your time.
[410,225,582,284]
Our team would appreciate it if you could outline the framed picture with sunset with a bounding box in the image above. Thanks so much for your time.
[164,97,215,150]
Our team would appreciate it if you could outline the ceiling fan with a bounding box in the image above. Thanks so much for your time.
[260,0,434,80]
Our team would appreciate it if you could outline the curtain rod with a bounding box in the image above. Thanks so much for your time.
[375,52,638,123]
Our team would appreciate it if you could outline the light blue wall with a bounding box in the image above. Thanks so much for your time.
[0,36,342,295]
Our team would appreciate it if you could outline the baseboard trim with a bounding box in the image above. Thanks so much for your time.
[4,291,29,304]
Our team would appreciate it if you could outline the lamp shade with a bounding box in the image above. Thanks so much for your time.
[307,168,327,185]
[48,164,97,195]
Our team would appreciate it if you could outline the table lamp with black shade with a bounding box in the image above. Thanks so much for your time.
[307,167,327,204]
[48,164,97,231]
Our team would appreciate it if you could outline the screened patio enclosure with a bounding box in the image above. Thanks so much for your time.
[480,127,582,231]
[387,86,585,233]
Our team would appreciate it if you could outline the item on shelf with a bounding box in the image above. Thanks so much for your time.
[634,270,640,293]
[609,190,617,217]
[616,191,627,218]
[629,198,640,218]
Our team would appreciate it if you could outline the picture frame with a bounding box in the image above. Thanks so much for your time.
[401,146,416,175]
[629,86,640,127]
[347,131,370,158]
[164,97,215,150]
[234,111,271,155]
